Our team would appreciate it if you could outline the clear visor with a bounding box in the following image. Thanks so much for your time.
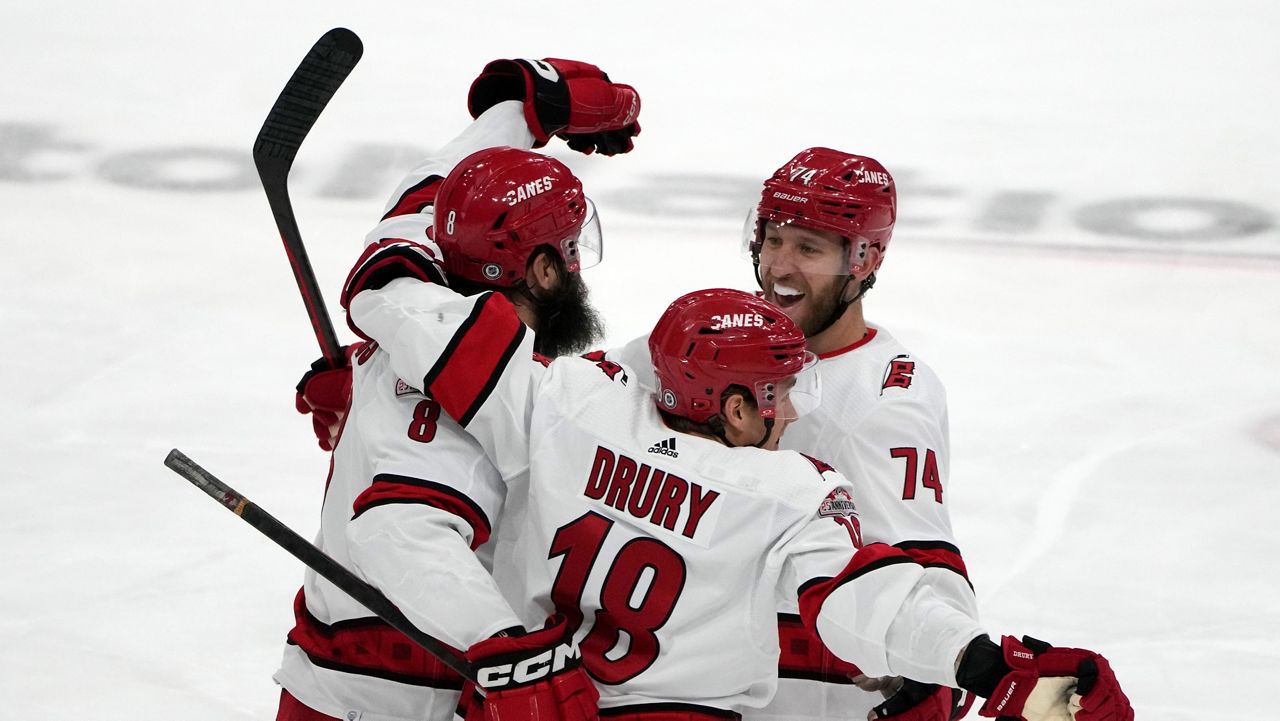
[754,351,821,421]
[741,207,856,279]
[560,197,603,273]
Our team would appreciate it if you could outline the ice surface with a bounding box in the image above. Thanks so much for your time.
[2,2,1277,719]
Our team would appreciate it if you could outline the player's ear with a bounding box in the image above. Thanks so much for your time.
[525,249,561,295]
[720,394,749,430]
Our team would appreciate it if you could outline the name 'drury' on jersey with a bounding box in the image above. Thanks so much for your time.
[584,445,721,545]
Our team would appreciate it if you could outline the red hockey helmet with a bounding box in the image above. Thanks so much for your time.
[649,288,818,424]
[744,147,896,279]
[434,146,602,287]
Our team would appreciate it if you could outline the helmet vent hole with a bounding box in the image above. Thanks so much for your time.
[491,212,507,230]
[685,342,696,357]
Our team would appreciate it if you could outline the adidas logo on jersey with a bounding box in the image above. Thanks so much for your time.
[648,437,678,458]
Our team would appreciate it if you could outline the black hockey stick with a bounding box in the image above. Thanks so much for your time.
[163,448,476,681]
[253,28,363,366]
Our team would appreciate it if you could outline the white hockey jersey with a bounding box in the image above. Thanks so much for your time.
[607,326,978,720]
[274,101,543,721]
[762,327,978,721]
[349,279,986,715]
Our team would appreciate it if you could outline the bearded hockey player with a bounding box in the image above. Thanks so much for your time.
[343,276,1133,721]
[275,57,638,721]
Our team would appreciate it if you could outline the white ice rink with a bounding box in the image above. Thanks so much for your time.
[2,2,1277,719]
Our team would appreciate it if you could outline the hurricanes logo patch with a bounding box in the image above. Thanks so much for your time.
[818,488,857,518]
[395,378,419,397]
[881,355,915,393]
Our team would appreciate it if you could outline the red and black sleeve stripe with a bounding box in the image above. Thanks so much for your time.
[422,292,527,427]
[894,540,972,590]
[796,543,915,638]
[351,473,493,549]
[287,588,464,688]
[776,612,863,683]
[381,174,444,220]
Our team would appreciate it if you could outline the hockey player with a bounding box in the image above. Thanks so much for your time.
[599,149,996,721]
[343,279,1132,721]
[275,58,640,721]
[747,149,979,721]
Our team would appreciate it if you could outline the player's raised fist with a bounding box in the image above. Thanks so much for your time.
[468,57,641,155]
[959,635,1132,721]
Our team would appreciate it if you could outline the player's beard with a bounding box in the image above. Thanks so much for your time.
[532,271,606,358]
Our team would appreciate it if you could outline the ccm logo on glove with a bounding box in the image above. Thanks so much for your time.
[476,641,582,689]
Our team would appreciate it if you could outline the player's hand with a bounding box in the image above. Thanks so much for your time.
[468,57,641,155]
[959,635,1132,721]
[868,679,961,721]
[462,614,599,721]
[295,347,356,451]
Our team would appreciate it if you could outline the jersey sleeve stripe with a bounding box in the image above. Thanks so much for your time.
[351,474,493,548]
[381,174,444,220]
[796,544,914,633]
[287,588,465,689]
[599,702,741,720]
[775,612,863,683]
[894,540,971,586]
[422,292,527,427]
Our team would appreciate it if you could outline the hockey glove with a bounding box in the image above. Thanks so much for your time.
[295,346,357,452]
[462,614,599,721]
[957,635,1132,721]
[869,679,960,721]
[467,57,641,155]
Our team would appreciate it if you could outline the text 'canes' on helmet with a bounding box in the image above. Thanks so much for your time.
[745,147,896,280]
[434,146,603,286]
[648,288,819,424]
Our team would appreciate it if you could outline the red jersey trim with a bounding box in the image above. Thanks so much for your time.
[351,474,493,549]
[776,612,862,683]
[423,292,527,427]
[796,543,913,639]
[286,588,464,689]
[817,328,878,360]
[381,174,443,220]
[599,703,740,721]
[895,540,973,589]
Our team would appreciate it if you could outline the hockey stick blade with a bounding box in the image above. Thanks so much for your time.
[253,28,363,365]
[163,448,475,681]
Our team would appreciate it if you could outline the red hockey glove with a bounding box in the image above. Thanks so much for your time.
[958,635,1132,721]
[467,57,641,155]
[462,614,599,721]
[295,346,357,451]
